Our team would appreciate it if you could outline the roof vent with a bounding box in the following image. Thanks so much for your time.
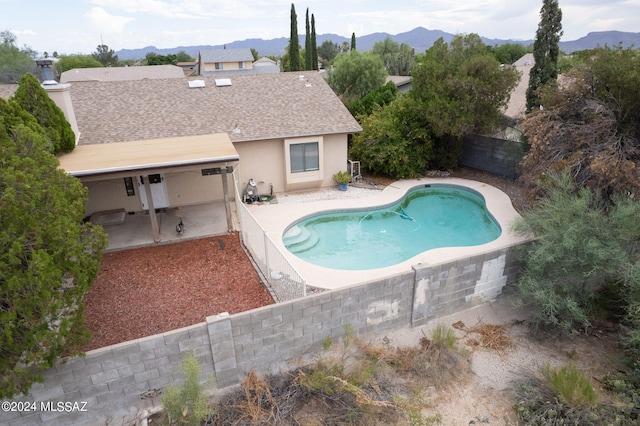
[188,80,205,88]
[215,78,232,87]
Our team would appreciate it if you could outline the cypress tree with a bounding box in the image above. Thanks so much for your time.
[13,73,75,154]
[289,4,300,71]
[526,0,563,112]
[351,33,356,51]
[311,14,318,70]
[305,8,311,70]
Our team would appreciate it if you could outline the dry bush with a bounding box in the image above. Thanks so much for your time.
[453,319,511,351]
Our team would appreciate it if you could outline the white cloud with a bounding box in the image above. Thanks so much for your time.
[84,7,134,34]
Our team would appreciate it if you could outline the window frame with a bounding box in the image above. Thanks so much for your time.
[289,142,319,173]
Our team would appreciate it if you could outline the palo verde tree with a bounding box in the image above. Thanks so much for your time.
[12,73,76,154]
[56,54,103,74]
[0,96,107,398]
[512,173,640,337]
[289,4,300,71]
[327,50,387,105]
[526,0,563,112]
[520,45,640,202]
[0,30,38,84]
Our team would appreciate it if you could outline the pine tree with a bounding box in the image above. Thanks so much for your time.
[289,4,300,71]
[305,8,312,70]
[526,0,563,112]
[351,33,356,51]
[311,14,318,70]
[13,73,76,154]
[0,94,107,398]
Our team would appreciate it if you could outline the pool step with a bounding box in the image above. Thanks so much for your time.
[283,226,319,254]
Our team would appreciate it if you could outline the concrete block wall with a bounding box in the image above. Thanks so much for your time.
[213,271,416,386]
[1,246,526,425]
[2,323,215,426]
[411,245,524,326]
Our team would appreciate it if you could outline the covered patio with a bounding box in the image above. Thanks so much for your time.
[95,201,234,251]
[57,134,239,251]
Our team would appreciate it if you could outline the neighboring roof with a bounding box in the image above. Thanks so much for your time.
[57,134,238,176]
[68,72,361,145]
[0,84,17,99]
[512,53,534,67]
[199,48,254,63]
[60,65,185,83]
[386,75,412,87]
[254,57,276,66]
[504,53,534,119]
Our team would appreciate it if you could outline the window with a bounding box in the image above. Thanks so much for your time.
[238,61,246,69]
[215,62,223,70]
[290,142,319,172]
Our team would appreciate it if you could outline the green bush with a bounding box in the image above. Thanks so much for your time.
[162,352,213,425]
[431,324,456,350]
[542,362,597,407]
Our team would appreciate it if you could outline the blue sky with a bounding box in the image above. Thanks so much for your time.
[3,0,639,55]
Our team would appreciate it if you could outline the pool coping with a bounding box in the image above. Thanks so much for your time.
[247,177,528,290]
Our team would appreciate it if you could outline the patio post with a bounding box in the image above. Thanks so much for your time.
[143,175,161,242]
[221,168,233,232]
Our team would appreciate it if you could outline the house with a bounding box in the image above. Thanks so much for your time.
[0,71,361,247]
[251,56,280,74]
[60,64,185,83]
[197,48,255,75]
[177,61,197,77]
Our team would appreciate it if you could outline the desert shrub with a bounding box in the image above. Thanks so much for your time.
[512,173,640,336]
[431,323,457,350]
[513,363,639,425]
[161,352,213,425]
[542,362,597,407]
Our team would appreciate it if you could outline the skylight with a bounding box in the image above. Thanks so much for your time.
[188,80,205,88]
[215,78,232,87]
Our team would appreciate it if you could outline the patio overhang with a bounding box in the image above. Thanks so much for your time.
[56,133,239,177]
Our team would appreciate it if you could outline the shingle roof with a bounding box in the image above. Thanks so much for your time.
[199,48,254,63]
[60,65,185,83]
[68,72,361,145]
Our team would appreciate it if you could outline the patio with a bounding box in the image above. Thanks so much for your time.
[98,201,235,251]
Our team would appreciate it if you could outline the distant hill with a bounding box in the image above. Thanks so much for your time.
[115,27,640,60]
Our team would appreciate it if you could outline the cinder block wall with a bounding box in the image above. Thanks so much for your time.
[412,246,524,326]
[1,246,525,425]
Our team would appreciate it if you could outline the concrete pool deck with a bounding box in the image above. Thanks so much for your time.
[246,177,528,290]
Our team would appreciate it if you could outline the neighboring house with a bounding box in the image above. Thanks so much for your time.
[0,71,361,242]
[386,75,412,94]
[177,61,197,76]
[60,64,185,83]
[198,48,255,75]
[251,56,280,74]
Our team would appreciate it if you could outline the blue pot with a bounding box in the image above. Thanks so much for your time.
[338,183,348,191]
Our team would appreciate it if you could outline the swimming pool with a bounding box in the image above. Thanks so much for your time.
[282,184,502,270]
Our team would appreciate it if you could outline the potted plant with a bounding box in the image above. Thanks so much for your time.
[332,170,351,191]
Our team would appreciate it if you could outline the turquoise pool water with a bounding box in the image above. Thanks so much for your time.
[282,184,501,270]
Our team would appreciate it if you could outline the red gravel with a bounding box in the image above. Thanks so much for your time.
[81,232,274,351]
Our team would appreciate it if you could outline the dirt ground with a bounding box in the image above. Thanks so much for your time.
[369,295,623,424]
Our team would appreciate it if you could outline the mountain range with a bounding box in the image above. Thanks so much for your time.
[115,26,640,61]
